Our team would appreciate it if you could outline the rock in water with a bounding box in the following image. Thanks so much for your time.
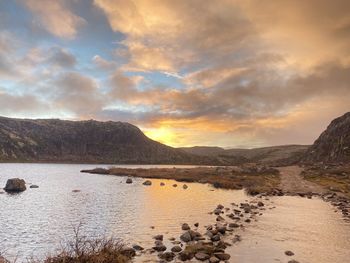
[4,178,26,192]
[126,178,133,184]
[143,180,152,186]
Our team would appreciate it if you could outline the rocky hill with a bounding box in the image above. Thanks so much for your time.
[303,112,350,163]
[0,116,215,164]
[180,145,309,166]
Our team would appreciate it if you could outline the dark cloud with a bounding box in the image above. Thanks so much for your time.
[47,47,77,68]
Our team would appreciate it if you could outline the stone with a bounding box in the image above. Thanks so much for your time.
[195,252,210,261]
[173,184,178,187]
[132,244,144,251]
[209,256,220,263]
[143,180,152,186]
[153,244,167,252]
[183,184,188,189]
[257,201,264,207]
[288,260,300,263]
[182,223,190,230]
[160,182,165,186]
[4,178,26,192]
[229,223,240,228]
[120,247,136,257]
[214,253,231,260]
[30,185,39,188]
[285,250,295,256]
[72,189,81,192]
[171,245,182,253]
[159,252,175,261]
[211,234,221,242]
[178,251,194,261]
[180,231,192,242]
[194,222,199,227]
[126,178,133,184]
[153,234,163,241]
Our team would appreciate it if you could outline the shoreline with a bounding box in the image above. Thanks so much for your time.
[81,165,282,195]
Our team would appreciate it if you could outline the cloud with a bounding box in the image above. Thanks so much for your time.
[92,55,116,70]
[22,0,85,39]
[50,72,104,117]
[0,88,48,115]
[47,47,77,68]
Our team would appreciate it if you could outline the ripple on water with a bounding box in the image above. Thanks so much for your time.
[0,163,350,263]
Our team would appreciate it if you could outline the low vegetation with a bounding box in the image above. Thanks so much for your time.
[2,226,132,263]
[302,164,350,198]
[82,166,281,195]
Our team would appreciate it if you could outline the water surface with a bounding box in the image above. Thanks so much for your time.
[0,163,349,263]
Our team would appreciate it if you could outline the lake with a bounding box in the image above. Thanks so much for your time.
[0,163,349,263]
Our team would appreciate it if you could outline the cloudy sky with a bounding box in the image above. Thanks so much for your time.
[0,0,350,148]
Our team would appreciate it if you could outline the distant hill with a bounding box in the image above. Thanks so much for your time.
[303,112,350,163]
[180,145,309,166]
[0,116,216,164]
[178,146,225,156]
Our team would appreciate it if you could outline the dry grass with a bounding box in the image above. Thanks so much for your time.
[83,166,280,195]
[302,165,350,197]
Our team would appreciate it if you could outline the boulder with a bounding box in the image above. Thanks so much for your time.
[4,178,26,192]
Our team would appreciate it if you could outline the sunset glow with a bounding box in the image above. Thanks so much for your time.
[1,0,350,147]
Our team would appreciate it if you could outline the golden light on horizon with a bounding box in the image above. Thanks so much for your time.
[144,127,177,146]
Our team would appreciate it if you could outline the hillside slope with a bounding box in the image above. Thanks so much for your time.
[304,112,350,163]
[181,145,309,165]
[0,116,211,164]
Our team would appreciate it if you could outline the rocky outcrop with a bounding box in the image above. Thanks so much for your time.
[303,112,350,163]
[4,178,26,192]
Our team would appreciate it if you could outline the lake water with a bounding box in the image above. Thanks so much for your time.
[0,163,349,263]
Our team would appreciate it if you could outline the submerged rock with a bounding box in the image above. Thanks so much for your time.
[4,178,26,192]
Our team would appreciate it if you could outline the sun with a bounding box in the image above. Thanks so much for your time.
[144,127,177,146]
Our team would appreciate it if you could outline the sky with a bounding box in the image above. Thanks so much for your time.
[0,0,350,148]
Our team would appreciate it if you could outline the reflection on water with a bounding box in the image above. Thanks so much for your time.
[228,196,350,263]
[0,163,246,261]
[0,164,349,263]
